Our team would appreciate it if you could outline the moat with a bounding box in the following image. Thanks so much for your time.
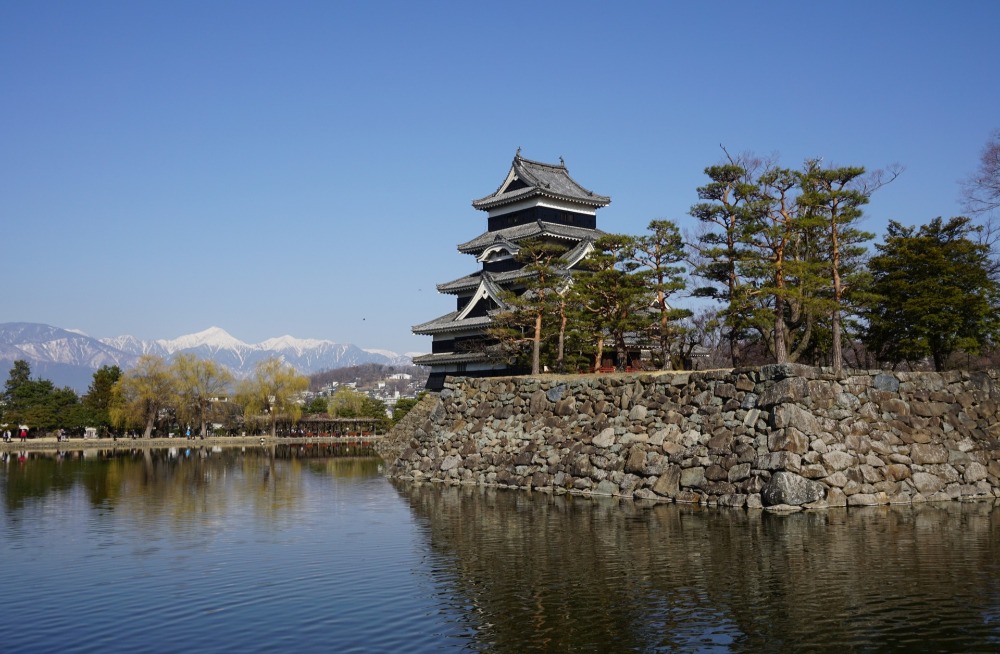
[2,447,998,652]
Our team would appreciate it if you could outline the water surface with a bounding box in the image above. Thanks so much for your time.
[1,447,997,652]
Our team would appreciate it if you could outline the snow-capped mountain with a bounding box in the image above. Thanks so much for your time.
[0,322,416,392]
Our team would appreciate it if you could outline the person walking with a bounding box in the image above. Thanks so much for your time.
[19,428,28,443]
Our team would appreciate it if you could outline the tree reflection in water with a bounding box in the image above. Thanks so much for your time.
[392,481,1000,652]
[1,450,997,651]
[0,446,380,525]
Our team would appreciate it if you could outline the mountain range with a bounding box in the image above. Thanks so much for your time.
[0,322,420,392]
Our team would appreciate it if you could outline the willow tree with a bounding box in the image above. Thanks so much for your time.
[236,358,308,437]
[172,353,233,437]
[110,354,175,438]
[327,386,389,430]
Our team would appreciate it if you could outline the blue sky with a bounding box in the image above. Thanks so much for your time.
[3,1,998,355]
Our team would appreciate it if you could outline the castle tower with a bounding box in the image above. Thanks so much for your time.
[412,151,610,390]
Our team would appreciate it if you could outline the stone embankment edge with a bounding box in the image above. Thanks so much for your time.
[384,365,1000,512]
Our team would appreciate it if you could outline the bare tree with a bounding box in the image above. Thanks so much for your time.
[962,130,1000,216]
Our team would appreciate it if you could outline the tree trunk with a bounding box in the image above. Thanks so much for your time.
[831,214,844,375]
[773,295,788,364]
[143,416,154,439]
[659,296,672,370]
[556,299,567,373]
[729,330,741,368]
[531,311,542,375]
[831,308,843,374]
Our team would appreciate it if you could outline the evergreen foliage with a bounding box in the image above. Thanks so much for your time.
[631,220,689,369]
[392,391,427,423]
[81,365,122,433]
[864,217,1000,370]
[488,239,571,374]
[569,234,653,370]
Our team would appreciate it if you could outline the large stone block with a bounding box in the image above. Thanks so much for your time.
[528,390,548,415]
[593,427,616,448]
[911,472,945,495]
[821,450,855,472]
[680,466,707,488]
[911,401,950,418]
[759,363,815,381]
[880,398,910,416]
[628,404,648,420]
[759,377,810,407]
[756,451,802,472]
[625,446,647,474]
[592,480,619,496]
[705,464,729,481]
[767,427,810,454]
[847,492,888,506]
[910,443,949,465]
[717,494,747,508]
[771,403,821,435]
[760,471,826,506]
[884,464,912,481]
[652,465,681,497]
[963,461,989,484]
[728,462,751,482]
[873,373,900,392]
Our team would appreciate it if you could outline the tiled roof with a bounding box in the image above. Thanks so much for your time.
[457,220,602,254]
[411,311,493,335]
[439,237,595,294]
[561,237,597,268]
[411,351,493,366]
[436,268,534,294]
[472,152,611,211]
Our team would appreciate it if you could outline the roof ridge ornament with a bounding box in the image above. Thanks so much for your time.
[559,156,565,166]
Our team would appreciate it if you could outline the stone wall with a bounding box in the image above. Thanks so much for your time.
[386,365,1000,510]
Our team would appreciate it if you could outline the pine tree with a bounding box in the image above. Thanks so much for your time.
[632,219,689,369]
[799,162,897,373]
[689,161,759,366]
[82,365,122,433]
[864,217,1000,371]
[488,239,571,375]
[570,234,652,370]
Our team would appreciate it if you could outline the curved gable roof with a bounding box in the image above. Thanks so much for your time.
[472,151,611,211]
[458,220,604,255]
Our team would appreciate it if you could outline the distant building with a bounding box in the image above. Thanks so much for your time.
[413,151,610,390]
